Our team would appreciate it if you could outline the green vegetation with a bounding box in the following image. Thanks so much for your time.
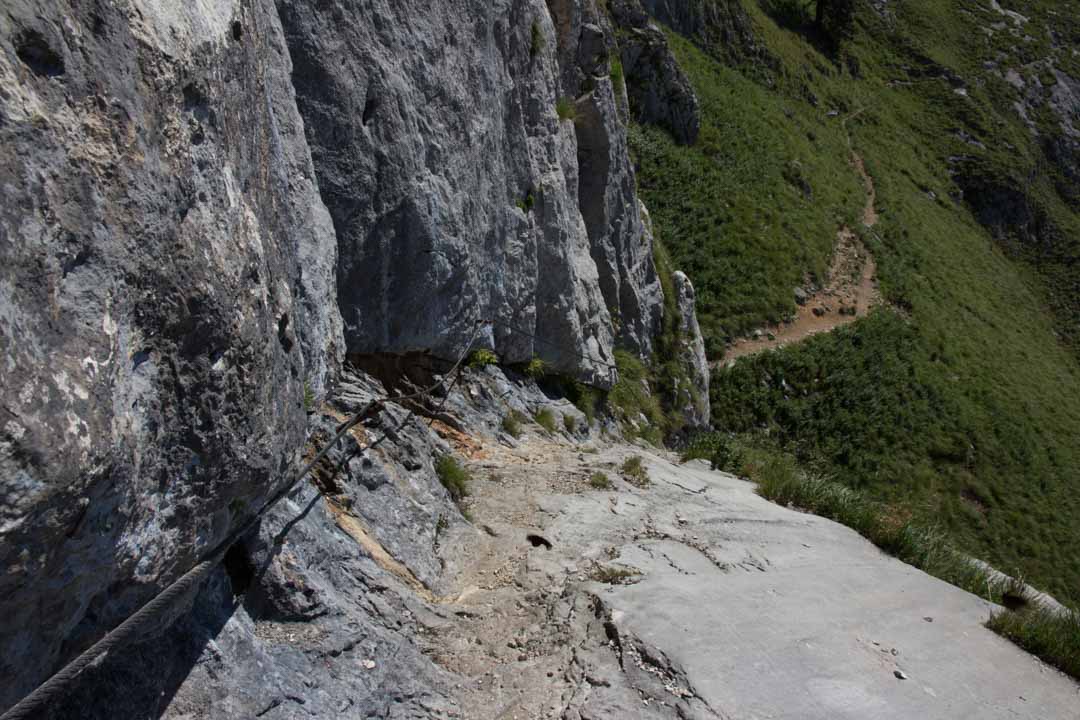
[620,455,650,487]
[610,53,625,94]
[630,31,863,350]
[632,0,1080,600]
[303,381,316,412]
[435,454,470,504]
[753,452,1015,603]
[530,20,544,59]
[501,410,526,438]
[589,471,613,490]
[515,190,535,213]
[468,349,500,369]
[534,407,557,434]
[563,414,577,433]
[987,604,1080,681]
[608,350,667,445]
[524,357,548,379]
[589,564,641,585]
[556,96,578,122]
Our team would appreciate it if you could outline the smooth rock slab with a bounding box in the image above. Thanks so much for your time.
[548,455,1080,720]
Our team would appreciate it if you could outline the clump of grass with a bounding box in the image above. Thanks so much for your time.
[530,20,544,58]
[621,455,649,487]
[502,410,527,438]
[434,454,470,503]
[682,432,745,474]
[303,381,316,412]
[566,380,602,425]
[589,471,612,490]
[610,53,624,94]
[556,96,577,122]
[589,564,641,585]
[563,414,577,433]
[986,605,1080,681]
[751,453,1020,603]
[467,349,499,369]
[534,408,557,434]
[524,357,548,379]
[515,191,535,213]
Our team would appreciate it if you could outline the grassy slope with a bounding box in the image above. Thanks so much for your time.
[637,0,1080,600]
[631,33,864,353]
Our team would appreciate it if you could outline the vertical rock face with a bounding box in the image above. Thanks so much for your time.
[547,0,666,357]
[0,0,341,707]
[609,0,701,146]
[276,0,664,385]
[0,0,704,712]
[639,0,770,67]
[672,271,711,429]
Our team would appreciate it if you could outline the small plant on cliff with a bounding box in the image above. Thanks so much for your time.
[563,414,577,433]
[515,191,535,213]
[524,357,548,379]
[303,381,316,413]
[530,20,545,58]
[609,54,624,94]
[435,454,471,503]
[501,410,527,438]
[621,455,649,487]
[589,471,613,490]
[556,97,577,122]
[468,349,499,369]
[534,407,557,434]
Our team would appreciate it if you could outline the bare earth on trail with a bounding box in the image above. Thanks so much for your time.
[419,430,1080,719]
[722,152,881,365]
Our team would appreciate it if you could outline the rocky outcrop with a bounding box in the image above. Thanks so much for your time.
[0,0,341,708]
[546,0,666,359]
[639,0,770,68]
[0,0,708,713]
[672,271,711,428]
[609,0,701,145]
[277,0,665,384]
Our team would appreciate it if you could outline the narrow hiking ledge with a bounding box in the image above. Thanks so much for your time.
[417,432,1080,719]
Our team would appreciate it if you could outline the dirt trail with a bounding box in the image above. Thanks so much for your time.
[722,146,881,365]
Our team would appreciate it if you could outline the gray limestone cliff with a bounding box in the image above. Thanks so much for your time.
[0,0,709,714]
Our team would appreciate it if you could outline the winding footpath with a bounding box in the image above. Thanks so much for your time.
[722,136,882,364]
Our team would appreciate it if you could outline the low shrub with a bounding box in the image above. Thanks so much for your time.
[468,349,499,369]
[502,410,526,438]
[524,357,548,379]
[563,414,577,433]
[556,97,577,121]
[987,605,1080,681]
[589,471,613,490]
[621,455,649,487]
[435,454,470,503]
[535,408,557,433]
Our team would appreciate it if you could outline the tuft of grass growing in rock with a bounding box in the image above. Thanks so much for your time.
[303,381,316,413]
[986,604,1080,681]
[534,408,557,434]
[468,349,499,369]
[620,455,649,487]
[435,454,470,504]
[501,410,527,438]
[589,564,641,585]
[752,452,1017,603]
[556,97,577,122]
[530,20,544,58]
[524,357,548,379]
[563,414,577,433]
[589,471,613,490]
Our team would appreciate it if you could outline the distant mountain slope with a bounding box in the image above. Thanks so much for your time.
[632,0,1080,600]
